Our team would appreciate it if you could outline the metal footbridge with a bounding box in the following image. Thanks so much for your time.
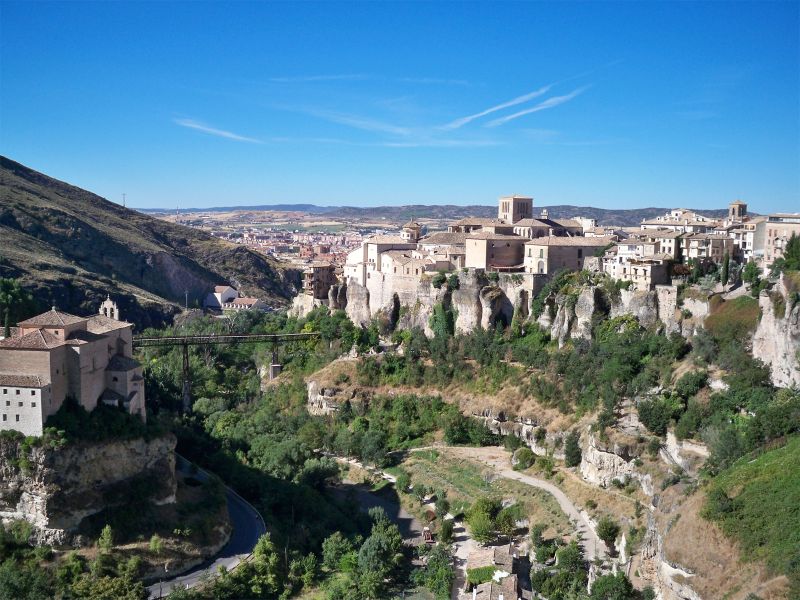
[133,332,320,411]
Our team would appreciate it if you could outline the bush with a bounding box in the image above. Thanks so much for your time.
[596,516,620,549]
[439,519,454,544]
[513,447,535,470]
[431,272,447,289]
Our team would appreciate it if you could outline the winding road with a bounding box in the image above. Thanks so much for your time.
[147,455,267,599]
[439,446,606,561]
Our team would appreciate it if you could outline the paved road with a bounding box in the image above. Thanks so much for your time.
[147,455,267,599]
[424,446,607,562]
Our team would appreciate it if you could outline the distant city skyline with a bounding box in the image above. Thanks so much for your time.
[1,1,798,212]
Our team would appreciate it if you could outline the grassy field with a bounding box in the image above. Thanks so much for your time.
[402,448,572,538]
[704,435,800,579]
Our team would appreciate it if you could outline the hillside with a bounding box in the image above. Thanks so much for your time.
[0,156,299,328]
[143,203,733,226]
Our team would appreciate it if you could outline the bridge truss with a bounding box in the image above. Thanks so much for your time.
[133,332,321,411]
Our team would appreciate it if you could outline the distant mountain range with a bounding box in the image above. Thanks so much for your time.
[0,157,299,328]
[140,203,732,226]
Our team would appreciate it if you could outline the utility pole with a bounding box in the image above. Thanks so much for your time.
[184,290,189,311]
[122,193,126,208]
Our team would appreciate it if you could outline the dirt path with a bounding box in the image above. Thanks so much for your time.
[430,446,607,562]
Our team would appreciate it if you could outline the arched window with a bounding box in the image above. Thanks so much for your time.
[537,260,545,274]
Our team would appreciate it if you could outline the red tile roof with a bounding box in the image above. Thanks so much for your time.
[18,308,85,327]
[0,329,63,350]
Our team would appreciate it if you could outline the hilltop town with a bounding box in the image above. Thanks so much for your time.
[290,195,799,327]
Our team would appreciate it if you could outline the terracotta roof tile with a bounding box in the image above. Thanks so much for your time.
[18,309,85,327]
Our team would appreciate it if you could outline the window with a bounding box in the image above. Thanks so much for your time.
[15,390,19,395]
[4,401,8,407]
[578,249,583,258]
[15,415,19,422]
[31,402,36,408]
[539,249,544,259]
[18,402,22,407]
[30,390,35,396]
[1,415,5,422]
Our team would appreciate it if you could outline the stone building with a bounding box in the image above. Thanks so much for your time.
[465,232,525,271]
[303,263,337,300]
[0,301,145,436]
[681,233,733,263]
[763,213,800,265]
[524,236,614,274]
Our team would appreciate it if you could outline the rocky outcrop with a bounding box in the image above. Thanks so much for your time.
[639,516,702,600]
[345,271,545,335]
[475,410,565,460]
[0,433,177,545]
[579,433,653,496]
[752,275,800,388]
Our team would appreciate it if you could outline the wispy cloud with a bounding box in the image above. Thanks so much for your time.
[268,74,368,83]
[486,86,589,127]
[398,77,470,86]
[380,139,501,148]
[174,118,262,143]
[305,109,411,136]
[441,85,553,130]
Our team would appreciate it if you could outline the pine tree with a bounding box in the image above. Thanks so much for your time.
[721,252,730,286]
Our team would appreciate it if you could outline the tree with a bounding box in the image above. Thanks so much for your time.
[721,252,730,285]
[322,532,354,571]
[742,261,760,286]
[3,310,9,339]
[421,544,454,600]
[596,516,620,549]
[98,524,114,553]
[771,233,800,274]
[589,572,635,600]
[468,511,494,545]
[564,430,582,467]
[439,519,454,544]
[555,541,584,573]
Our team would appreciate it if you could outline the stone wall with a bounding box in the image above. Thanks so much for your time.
[752,275,800,388]
[0,433,177,545]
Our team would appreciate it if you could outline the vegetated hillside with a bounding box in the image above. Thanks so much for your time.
[0,156,299,328]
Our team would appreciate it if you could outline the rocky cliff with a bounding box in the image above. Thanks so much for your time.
[0,433,177,545]
[343,270,544,335]
[752,275,800,388]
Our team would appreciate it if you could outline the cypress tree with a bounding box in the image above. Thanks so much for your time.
[721,252,730,286]
[3,309,9,338]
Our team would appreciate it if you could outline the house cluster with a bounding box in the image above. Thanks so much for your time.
[459,543,529,600]
[341,196,613,291]
[0,298,145,437]
[307,195,800,297]
[203,285,269,312]
[605,202,800,288]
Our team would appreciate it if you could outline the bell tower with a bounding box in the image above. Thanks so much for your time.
[99,296,120,321]
[498,195,533,223]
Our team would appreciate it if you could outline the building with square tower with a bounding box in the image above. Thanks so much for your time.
[497,195,533,224]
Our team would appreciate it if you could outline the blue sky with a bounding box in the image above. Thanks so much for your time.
[1,1,798,212]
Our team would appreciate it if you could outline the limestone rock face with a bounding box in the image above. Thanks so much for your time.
[752,276,800,388]
[0,434,177,545]
[328,283,348,310]
[579,434,653,496]
[572,287,598,341]
[612,289,659,328]
[345,281,372,326]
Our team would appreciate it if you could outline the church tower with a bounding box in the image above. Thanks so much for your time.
[498,195,533,224]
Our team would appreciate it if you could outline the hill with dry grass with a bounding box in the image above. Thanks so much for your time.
[0,156,299,327]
